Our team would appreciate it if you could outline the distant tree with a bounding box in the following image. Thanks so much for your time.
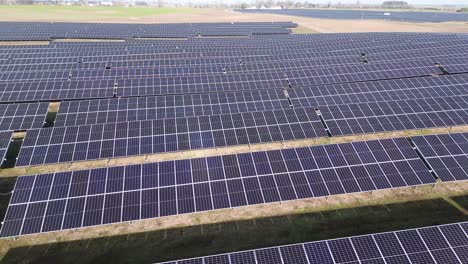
[457,8,468,12]
[16,0,34,4]
[382,1,409,8]
[255,0,265,8]
[240,3,247,9]
[135,0,147,5]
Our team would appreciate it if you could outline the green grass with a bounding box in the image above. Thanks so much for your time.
[0,5,195,21]
[1,196,467,264]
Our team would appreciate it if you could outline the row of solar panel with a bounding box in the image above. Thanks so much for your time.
[0,36,462,60]
[2,132,467,238]
[0,61,444,103]
[50,73,467,124]
[1,40,464,69]
[0,47,453,69]
[0,53,362,73]
[0,22,296,40]
[0,57,366,82]
[0,32,462,54]
[1,72,467,129]
[160,221,468,264]
[289,74,468,107]
[1,46,462,70]
[1,73,467,142]
[53,75,468,128]
[1,43,464,77]
[55,89,291,127]
[15,95,468,167]
[16,107,327,166]
[3,54,466,84]
[0,136,436,237]
[0,29,292,40]
[0,102,48,131]
[0,57,461,85]
[321,95,468,136]
[2,41,465,66]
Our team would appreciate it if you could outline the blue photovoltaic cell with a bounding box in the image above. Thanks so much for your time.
[412,132,468,182]
[288,74,468,109]
[320,95,468,136]
[158,221,468,264]
[286,60,442,88]
[1,137,435,237]
[0,21,295,41]
[0,102,48,131]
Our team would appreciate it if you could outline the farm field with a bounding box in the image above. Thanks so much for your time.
[0,5,194,22]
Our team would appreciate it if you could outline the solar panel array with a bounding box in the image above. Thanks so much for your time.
[159,221,468,264]
[2,26,468,240]
[412,133,468,182]
[288,74,468,109]
[54,90,291,127]
[237,8,468,23]
[0,131,13,163]
[2,33,466,104]
[321,96,468,136]
[0,22,296,40]
[0,137,435,237]
[285,60,442,87]
[17,107,327,166]
[0,102,48,131]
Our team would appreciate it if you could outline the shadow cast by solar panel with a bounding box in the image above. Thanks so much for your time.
[2,196,467,264]
[1,139,22,169]
[0,177,15,222]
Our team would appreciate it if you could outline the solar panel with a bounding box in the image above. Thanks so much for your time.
[412,133,468,182]
[0,79,115,103]
[367,45,468,63]
[116,71,287,97]
[0,22,296,41]
[320,96,468,136]
[224,56,363,74]
[158,221,468,264]
[289,74,468,108]
[438,57,468,74]
[0,66,226,82]
[286,60,442,88]
[0,102,48,131]
[1,137,435,237]
[0,131,13,165]
[16,107,327,166]
[54,90,291,127]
